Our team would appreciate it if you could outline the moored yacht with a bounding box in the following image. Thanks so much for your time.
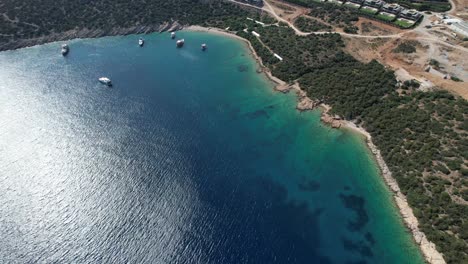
[98,77,112,86]
[201,43,207,51]
[176,39,185,48]
[61,44,69,56]
[171,32,176,39]
[138,38,144,47]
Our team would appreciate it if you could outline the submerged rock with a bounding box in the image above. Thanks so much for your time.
[238,65,248,72]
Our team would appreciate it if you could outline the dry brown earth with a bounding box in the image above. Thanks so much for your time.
[268,0,310,22]
[343,33,468,99]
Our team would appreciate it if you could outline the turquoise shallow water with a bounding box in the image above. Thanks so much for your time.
[0,31,424,263]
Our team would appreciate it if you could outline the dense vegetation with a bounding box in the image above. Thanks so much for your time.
[0,0,466,262]
[393,41,418,53]
[232,21,467,263]
[430,59,442,70]
[309,65,468,263]
[343,25,359,34]
[240,26,344,80]
[294,16,332,32]
[303,1,360,27]
[0,0,249,49]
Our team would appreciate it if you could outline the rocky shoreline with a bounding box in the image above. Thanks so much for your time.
[273,69,446,264]
[364,133,446,264]
[274,82,343,128]
[278,80,446,264]
[0,21,183,52]
[190,26,446,264]
[0,24,446,264]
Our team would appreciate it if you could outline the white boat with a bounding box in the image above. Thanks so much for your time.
[61,44,69,56]
[176,39,185,48]
[138,38,144,47]
[201,43,207,51]
[171,32,176,39]
[98,77,112,86]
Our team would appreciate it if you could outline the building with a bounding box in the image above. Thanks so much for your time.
[450,21,468,37]
[255,20,266,26]
[328,0,345,4]
[273,53,283,61]
[399,9,422,21]
[444,18,462,24]
[348,0,365,4]
[408,0,448,3]
[363,0,384,8]
[381,3,403,14]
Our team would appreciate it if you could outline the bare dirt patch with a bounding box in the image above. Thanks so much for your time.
[268,0,310,22]
[451,0,468,18]
[356,18,404,36]
[343,35,468,99]
[343,36,390,62]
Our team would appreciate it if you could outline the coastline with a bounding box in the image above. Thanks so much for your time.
[0,22,183,52]
[185,26,320,112]
[185,25,446,264]
[343,123,446,264]
[1,23,445,263]
[185,26,287,87]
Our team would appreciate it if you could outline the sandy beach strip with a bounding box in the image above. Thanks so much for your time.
[185,25,446,264]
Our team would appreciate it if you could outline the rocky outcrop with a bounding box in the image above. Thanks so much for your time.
[274,83,292,93]
[318,104,342,128]
[297,96,320,111]
[294,87,321,111]
[320,114,342,128]
[188,26,447,264]
[0,21,183,52]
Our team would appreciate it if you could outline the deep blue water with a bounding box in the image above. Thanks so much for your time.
[0,32,424,263]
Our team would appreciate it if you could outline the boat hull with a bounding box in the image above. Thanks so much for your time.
[176,39,185,48]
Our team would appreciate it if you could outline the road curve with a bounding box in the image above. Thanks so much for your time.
[227,0,468,53]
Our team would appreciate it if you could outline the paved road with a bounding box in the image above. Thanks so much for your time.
[448,0,456,14]
[228,0,468,53]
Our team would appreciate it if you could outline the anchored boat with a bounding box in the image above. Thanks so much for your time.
[61,44,69,56]
[98,77,112,86]
[201,43,207,51]
[176,39,185,48]
[138,38,144,47]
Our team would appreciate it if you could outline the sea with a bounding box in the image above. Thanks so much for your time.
[0,31,425,263]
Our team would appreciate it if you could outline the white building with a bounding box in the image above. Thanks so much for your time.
[273,53,283,61]
[450,21,468,37]
[255,20,266,26]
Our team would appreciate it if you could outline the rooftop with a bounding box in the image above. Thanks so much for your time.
[381,3,403,13]
[399,9,422,20]
[363,0,384,5]
[450,21,468,37]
